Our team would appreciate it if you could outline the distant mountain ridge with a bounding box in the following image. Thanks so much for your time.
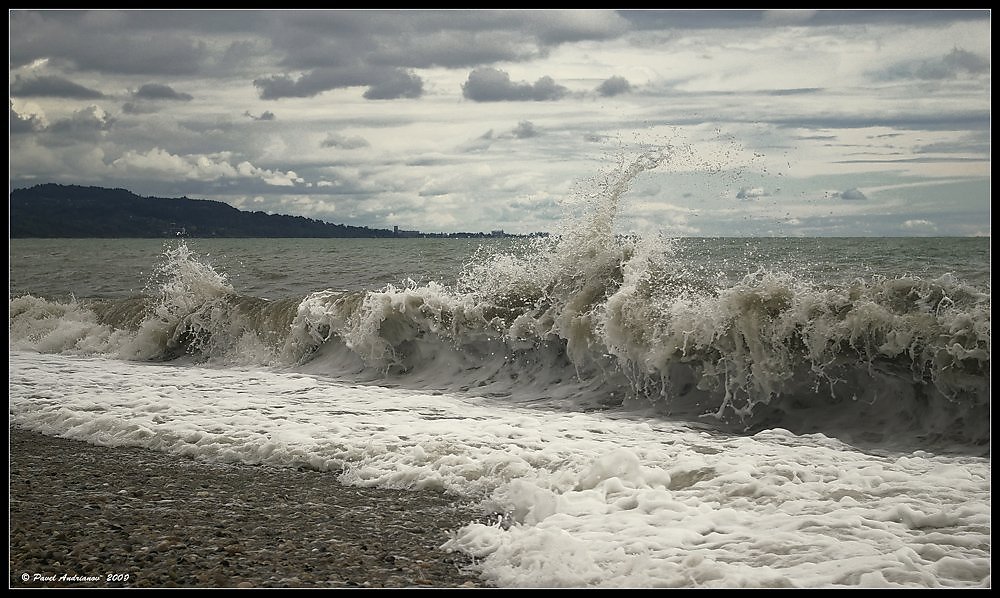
[9,184,398,238]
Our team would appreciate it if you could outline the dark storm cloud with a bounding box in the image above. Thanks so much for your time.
[876,48,990,81]
[10,104,44,134]
[620,9,988,30]
[255,66,424,100]
[596,76,632,97]
[462,68,568,102]
[133,83,193,101]
[104,9,270,33]
[619,10,768,29]
[362,70,424,100]
[804,9,989,25]
[245,10,628,100]
[10,75,105,99]
[9,11,210,75]
[255,9,626,102]
[41,106,116,145]
[275,17,536,71]
[254,67,371,99]
[11,10,628,104]
[269,10,629,70]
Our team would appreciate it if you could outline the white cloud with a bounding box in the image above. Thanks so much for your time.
[110,148,302,186]
[902,219,937,230]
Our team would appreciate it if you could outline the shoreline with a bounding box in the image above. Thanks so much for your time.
[9,428,488,589]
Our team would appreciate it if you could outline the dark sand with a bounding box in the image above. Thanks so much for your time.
[9,427,489,588]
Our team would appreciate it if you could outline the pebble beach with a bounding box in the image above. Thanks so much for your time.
[9,427,487,589]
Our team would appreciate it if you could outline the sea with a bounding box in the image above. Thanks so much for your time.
[8,159,991,588]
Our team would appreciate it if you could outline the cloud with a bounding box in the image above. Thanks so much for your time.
[48,105,116,138]
[596,75,632,97]
[942,48,991,74]
[761,10,819,25]
[462,67,568,102]
[321,133,370,149]
[465,121,541,148]
[902,219,937,231]
[766,88,822,96]
[915,136,990,156]
[772,111,990,132]
[457,129,496,153]
[5,10,991,236]
[244,110,277,121]
[829,188,868,200]
[133,83,193,101]
[9,11,211,75]
[511,121,541,139]
[362,69,423,100]
[122,102,161,115]
[736,187,768,200]
[254,66,423,100]
[254,68,364,100]
[10,75,104,98]
[523,9,631,44]
[110,147,303,186]
[877,48,990,81]
[268,10,629,70]
[10,103,45,134]
[9,11,210,75]
[623,9,987,30]
[9,10,631,86]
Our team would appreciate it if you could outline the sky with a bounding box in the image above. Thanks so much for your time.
[8,9,992,236]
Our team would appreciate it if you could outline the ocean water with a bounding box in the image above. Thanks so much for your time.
[8,157,991,588]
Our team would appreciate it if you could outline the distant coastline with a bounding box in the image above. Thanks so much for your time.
[9,184,542,239]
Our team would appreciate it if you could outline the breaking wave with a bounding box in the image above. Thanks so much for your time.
[9,151,990,450]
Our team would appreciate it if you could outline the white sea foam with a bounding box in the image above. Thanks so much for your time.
[9,351,990,588]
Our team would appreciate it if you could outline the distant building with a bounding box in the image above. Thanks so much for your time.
[393,225,420,238]
[491,229,504,237]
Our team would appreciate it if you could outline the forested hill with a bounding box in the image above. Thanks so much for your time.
[9,184,397,238]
